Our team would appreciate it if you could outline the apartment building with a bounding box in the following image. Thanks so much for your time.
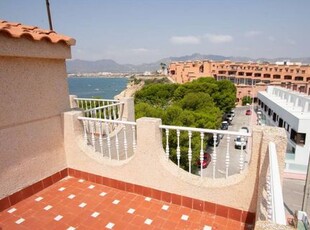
[258,86,310,174]
[169,60,310,104]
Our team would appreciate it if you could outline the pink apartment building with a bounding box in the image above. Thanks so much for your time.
[169,60,310,104]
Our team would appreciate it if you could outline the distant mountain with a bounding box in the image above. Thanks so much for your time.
[66,54,310,74]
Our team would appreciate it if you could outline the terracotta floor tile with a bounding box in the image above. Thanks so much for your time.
[0,177,248,230]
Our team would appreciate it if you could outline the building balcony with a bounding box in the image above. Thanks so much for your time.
[1,97,290,229]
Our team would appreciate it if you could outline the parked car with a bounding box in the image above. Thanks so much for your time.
[208,134,221,147]
[234,136,247,149]
[235,128,248,149]
[240,126,249,133]
[228,110,235,117]
[226,113,233,121]
[221,121,229,130]
[246,109,252,115]
[196,152,212,169]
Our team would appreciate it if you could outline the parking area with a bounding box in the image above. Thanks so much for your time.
[201,106,253,178]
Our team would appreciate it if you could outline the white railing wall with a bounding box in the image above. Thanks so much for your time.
[83,102,124,120]
[78,116,136,160]
[266,142,287,225]
[159,125,251,179]
[74,98,119,110]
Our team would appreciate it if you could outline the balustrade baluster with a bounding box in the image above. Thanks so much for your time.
[108,106,112,120]
[132,125,136,153]
[266,172,272,221]
[112,105,117,120]
[239,137,245,172]
[99,106,102,119]
[212,133,217,179]
[176,130,181,168]
[188,131,192,173]
[103,108,107,120]
[123,124,128,159]
[225,135,230,178]
[91,121,95,148]
[105,122,111,160]
[98,121,104,155]
[115,131,119,160]
[200,132,204,178]
[83,120,88,145]
[165,129,169,160]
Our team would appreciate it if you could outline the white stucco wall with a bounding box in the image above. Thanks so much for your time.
[258,87,310,170]
[0,36,71,198]
[64,110,287,213]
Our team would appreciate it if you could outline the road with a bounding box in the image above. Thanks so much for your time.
[201,106,252,178]
[199,105,310,217]
[283,178,310,216]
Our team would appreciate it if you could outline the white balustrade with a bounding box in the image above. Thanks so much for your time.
[74,98,119,110]
[200,132,204,178]
[78,117,137,161]
[188,131,192,173]
[84,102,124,120]
[159,124,251,179]
[266,142,286,225]
[225,135,230,178]
[74,98,123,120]
[165,129,169,160]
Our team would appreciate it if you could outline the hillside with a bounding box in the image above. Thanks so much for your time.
[66,54,310,74]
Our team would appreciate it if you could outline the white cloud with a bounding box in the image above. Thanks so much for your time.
[204,34,233,44]
[131,48,150,53]
[244,30,262,37]
[268,36,275,42]
[170,36,201,45]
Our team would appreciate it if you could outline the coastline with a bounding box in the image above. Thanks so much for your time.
[114,81,144,100]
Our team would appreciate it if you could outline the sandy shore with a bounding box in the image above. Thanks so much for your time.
[114,81,144,100]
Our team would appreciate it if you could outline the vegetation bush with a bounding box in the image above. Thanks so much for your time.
[134,77,236,172]
[242,96,252,105]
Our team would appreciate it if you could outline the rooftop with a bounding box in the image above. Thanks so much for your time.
[0,20,75,46]
[0,176,249,230]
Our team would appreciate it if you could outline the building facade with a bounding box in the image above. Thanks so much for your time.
[258,86,310,174]
[169,60,310,104]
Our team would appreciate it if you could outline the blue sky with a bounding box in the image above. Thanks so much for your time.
[1,0,309,64]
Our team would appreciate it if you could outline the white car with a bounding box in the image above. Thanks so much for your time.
[234,128,248,149]
[234,136,247,149]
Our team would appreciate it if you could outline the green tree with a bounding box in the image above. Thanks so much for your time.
[242,96,252,106]
[134,78,235,172]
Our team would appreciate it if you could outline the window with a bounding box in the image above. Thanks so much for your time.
[284,75,292,80]
[295,76,303,81]
[273,112,277,122]
[199,65,204,73]
[273,75,281,79]
[254,73,261,77]
[170,70,176,75]
[290,129,306,145]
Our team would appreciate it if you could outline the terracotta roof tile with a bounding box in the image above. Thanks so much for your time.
[0,20,75,46]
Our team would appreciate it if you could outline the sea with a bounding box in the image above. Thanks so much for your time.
[67,77,128,99]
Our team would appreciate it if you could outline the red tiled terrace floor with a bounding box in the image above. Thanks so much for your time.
[0,177,252,229]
